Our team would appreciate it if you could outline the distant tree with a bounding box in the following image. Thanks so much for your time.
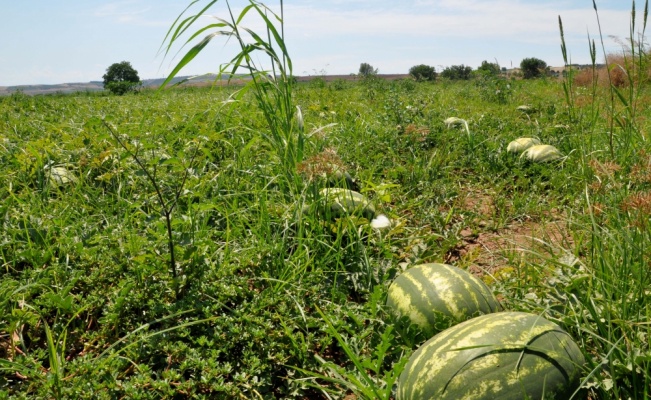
[520,57,548,79]
[103,61,142,95]
[440,64,473,80]
[358,62,378,77]
[477,60,501,76]
[409,64,437,81]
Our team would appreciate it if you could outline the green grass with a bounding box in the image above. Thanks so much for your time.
[0,73,648,399]
[1,2,651,398]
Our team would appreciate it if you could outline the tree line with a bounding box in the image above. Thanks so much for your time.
[101,57,549,96]
[359,58,549,81]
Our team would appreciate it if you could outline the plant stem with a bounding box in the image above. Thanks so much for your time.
[100,120,201,299]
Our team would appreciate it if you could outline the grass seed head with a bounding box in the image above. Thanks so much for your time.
[444,117,465,128]
[444,117,470,136]
[296,105,304,133]
[297,148,347,182]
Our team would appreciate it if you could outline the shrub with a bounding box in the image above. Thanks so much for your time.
[408,64,437,81]
[520,57,548,79]
[440,65,472,80]
[572,67,597,87]
[331,78,348,90]
[476,60,501,76]
[359,62,378,77]
[311,76,326,89]
[605,51,651,87]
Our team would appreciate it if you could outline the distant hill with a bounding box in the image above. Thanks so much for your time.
[0,73,416,96]
[0,74,224,96]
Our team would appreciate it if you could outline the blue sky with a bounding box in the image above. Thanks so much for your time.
[0,0,641,86]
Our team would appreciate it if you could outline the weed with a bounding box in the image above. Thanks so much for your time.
[160,0,303,189]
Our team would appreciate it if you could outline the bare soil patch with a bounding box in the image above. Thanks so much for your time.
[448,188,575,277]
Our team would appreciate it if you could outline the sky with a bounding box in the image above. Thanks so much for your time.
[0,0,644,86]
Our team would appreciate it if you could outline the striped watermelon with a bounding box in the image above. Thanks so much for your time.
[319,188,375,220]
[397,312,585,400]
[386,263,501,337]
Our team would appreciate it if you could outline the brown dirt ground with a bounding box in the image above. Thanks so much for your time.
[448,188,575,278]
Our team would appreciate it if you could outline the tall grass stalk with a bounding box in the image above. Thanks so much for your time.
[554,3,651,397]
[580,189,651,397]
[43,320,65,399]
[591,0,617,158]
[558,16,576,123]
[590,0,649,157]
[620,0,649,150]
[160,0,303,189]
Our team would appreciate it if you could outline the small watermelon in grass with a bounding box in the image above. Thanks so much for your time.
[45,164,77,188]
[397,312,585,400]
[520,144,562,163]
[386,263,501,337]
[507,137,541,154]
[319,188,375,220]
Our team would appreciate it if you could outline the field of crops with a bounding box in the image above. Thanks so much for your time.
[0,70,651,399]
[1,66,650,398]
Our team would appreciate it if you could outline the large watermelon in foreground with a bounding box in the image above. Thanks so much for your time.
[397,312,585,400]
[386,263,501,337]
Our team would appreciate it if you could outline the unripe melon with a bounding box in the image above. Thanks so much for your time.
[507,137,541,154]
[319,188,375,220]
[521,144,562,162]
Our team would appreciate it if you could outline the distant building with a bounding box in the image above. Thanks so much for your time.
[550,64,606,78]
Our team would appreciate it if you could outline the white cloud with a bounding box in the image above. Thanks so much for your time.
[284,1,631,41]
[279,0,637,74]
[1,0,643,85]
[93,1,167,27]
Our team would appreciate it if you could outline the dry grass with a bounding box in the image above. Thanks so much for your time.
[574,52,651,88]
[296,148,348,182]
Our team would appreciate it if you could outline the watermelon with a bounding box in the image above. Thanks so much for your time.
[321,163,356,190]
[506,137,541,154]
[520,144,562,163]
[386,263,501,337]
[319,188,375,220]
[517,105,536,114]
[397,312,585,400]
[45,165,77,188]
